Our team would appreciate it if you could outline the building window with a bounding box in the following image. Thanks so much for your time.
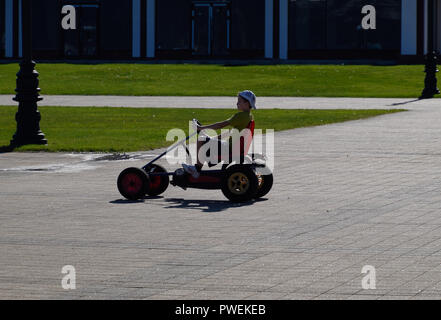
[63,4,99,57]
[156,0,192,57]
[288,0,401,53]
[289,0,326,50]
[192,1,231,56]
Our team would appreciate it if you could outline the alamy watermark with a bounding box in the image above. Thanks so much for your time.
[361,265,376,289]
[61,5,76,30]
[61,265,76,290]
[361,5,376,30]
[61,4,377,31]
[164,121,275,171]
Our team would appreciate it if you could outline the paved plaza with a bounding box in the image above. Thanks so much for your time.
[1,97,441,299]
[0,94,426,110]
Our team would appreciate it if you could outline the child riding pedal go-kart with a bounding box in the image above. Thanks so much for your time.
[117,90,273,202]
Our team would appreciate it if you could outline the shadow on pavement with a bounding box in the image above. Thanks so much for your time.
[388,98,420,106]
[109,196,267,213]
[162,197,266,213]
[109,199,146,204]
[0,144,14,153]
[109,195,165,204]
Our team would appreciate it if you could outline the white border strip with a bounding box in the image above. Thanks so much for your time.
[265,0,273,58]
[146,0,155,58]
[401,0,417,55]
[279,0,288,59]
[5,0,13,57]
[132,0,141,58]
[18,0,22,57]
[424,0,428,54]
[438,0,441,52]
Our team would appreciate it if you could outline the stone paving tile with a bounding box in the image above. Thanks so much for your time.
[377,295,413,300]
[244,291,290,300]
[175,290,259,300]
[345,294,385,300]
[408,295,441,300]
[2,98,441,299]
[281,292,321,300]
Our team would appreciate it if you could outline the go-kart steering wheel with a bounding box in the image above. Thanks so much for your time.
[192,119,202,132]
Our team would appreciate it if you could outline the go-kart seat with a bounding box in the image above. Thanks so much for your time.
[238,119,255,158]
[219,120,255,164]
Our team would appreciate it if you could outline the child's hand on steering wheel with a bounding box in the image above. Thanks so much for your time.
[192,119,202,133]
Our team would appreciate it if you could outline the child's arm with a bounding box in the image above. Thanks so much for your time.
[198,120,230,140]
[198,120,230,131]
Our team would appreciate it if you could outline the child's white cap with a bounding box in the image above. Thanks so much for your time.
[238,90,257,109]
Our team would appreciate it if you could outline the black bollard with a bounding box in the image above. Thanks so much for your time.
[419,0,440,100]
[420,51,440,99]
[10,0,47,147]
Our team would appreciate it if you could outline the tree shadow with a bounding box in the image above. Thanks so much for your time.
[0,144,15,153]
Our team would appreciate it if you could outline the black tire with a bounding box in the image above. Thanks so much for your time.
[255,170,273,199]
[117,167,150,200]
[221,165,258,202]
[144,164,169,196]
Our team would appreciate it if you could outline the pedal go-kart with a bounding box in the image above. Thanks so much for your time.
[117,119,273,202]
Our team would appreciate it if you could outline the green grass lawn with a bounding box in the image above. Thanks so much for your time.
[0,106,405,152]
[0,63,434,98]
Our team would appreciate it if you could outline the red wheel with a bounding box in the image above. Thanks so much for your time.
[144,164,169,196]
[117,167,149,200]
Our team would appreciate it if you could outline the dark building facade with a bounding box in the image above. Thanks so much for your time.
[0,0,440,61]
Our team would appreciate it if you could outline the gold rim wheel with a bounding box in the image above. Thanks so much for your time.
[228,172,250,195]
[256,174,264,189]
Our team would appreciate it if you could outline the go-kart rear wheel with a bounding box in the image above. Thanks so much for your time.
[117,167,149,200]
[255,170,273,199]
[221,165,258,202]
[144,164,169,196]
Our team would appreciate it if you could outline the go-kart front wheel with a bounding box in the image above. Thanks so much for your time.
[117,167,150,200]
[221,165,258,202]
[144,164,169,196]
